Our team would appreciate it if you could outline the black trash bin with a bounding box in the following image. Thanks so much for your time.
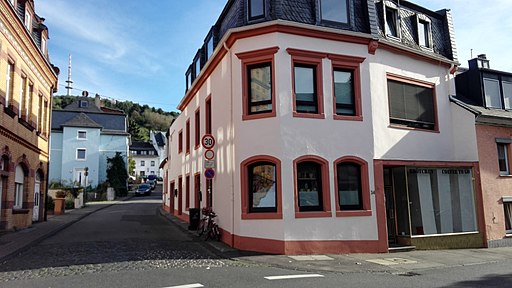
[188,208,200,230]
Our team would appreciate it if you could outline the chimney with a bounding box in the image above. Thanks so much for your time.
[468,53,490,70]
[95,94,101,107]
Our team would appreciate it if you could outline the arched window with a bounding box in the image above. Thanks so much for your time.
[241,155,282,219]
[293,155,331,218]
[334,156,371,217]
[14,165,26,209]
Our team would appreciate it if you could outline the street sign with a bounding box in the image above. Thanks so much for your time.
[204,160,216,169]
[204,149,215,160]
[204,168,215,179]
[201,134,215,149]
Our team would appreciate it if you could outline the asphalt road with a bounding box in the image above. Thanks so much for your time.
[1,184,511,287]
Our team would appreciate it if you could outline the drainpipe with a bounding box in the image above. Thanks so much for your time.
[44,84,55,222]
[224,41,235,247]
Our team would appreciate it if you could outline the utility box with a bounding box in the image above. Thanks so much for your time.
[107,187,115,201]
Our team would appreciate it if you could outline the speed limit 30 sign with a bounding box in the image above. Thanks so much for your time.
[201,134,215,149]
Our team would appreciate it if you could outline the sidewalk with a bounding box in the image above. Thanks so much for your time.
[0,196,132,262]
[158,207,512,274]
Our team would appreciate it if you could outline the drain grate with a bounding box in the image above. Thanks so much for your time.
[393,271,421,277]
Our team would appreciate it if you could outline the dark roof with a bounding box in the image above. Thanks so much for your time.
[154,132,166,147]
[450,95,512,127]
[61,113,103,129]
[52,110,127,132]
[62,97,103,113]
[130,141,158,153]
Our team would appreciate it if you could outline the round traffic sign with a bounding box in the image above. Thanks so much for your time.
[204,168,215,179]
[201,134,215,149]
[204,149,215,160]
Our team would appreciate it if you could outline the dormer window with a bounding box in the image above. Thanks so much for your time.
[41,37,47,55]
[248,0,265,21]
[483,77,502,109]
[416,15,432,49]
[384,3,399,38]
[24,11,32,31]
[79,100,89,108]
[206,35,214,60]
[503,80,512,110]
[195,57,201,78]
[320,0,349,24]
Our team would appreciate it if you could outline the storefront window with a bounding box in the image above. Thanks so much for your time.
[407,167,477,236]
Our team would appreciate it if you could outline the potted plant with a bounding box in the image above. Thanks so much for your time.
[54,190,67,215]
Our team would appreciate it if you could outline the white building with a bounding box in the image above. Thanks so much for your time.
[130,141,159,178]
[165,0,482,254]
[150,130,167,177]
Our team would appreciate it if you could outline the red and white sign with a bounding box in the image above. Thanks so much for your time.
[204,168,215,179]
[201,134,215,149]
[204,149,215,160]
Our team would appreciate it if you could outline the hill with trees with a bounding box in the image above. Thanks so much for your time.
[52,95,178,141]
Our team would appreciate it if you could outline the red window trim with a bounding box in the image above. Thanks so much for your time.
[287,48,326,119]
[240,155,283,220]
[328,54,365,121]
[194,108,200,150]
[178,176,183,215]
[236,46,279,121]
[386,73,439,133]
[185,174,190,211]
[194,172,201,208]
[333,156,372,217]
[293,155,332,218]
[185,119,190,155]
[205,94,212,135]
[178,129,183,154]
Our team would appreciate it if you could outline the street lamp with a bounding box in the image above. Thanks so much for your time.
[84,167,89,205]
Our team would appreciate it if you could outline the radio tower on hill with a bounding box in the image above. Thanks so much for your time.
[65,54,73,96]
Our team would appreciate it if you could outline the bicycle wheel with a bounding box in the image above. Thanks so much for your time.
[197,218,206,237]
[211,224,220,241]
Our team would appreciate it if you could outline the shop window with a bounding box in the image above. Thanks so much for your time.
[319,0,348,24]
[237,47,278,120]
[387,74,437,131]
[407,167,477,236]
[288,49,325,118]
[334,156,371,216]
[294,156,331,217]
[241,155,282,219]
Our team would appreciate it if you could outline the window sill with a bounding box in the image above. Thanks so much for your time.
[388,124,439,133]
[242,212,282,220]
[12,209,29,214]
[336,210,372,217]
[295,211,332,218]
[4,105,17,118]
[499,174,512,178]
[243,111,276,121]
[18,118,35,132]
[293,112,325,119]
[334,115,363,121]
[37,131,48,141]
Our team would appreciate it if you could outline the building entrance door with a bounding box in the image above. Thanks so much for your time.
[74,168,87,187]
[33,172,42,222]
[384,167,411,246]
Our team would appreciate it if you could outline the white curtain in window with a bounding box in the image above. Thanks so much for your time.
[416,173,437,234]
[436,170,453,233]
[458,172,477,232]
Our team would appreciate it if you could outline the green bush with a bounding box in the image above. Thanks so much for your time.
[46,196,55,211]
[65,198,75,209]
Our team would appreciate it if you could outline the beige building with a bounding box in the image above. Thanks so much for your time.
[0,0,58,231]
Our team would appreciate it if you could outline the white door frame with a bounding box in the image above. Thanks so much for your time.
[32,173,41,222]
[73,168,87,187]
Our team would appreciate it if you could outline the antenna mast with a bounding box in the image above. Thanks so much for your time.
[65,54,73,96]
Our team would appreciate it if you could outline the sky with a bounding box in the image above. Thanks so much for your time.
[37,0,512,113]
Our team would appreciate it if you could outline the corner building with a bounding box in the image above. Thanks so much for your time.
[165,0,483,254]
[0,0,59,230]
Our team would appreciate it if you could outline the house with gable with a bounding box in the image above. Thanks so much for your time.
[164,0,483,254]
[129,141,159,179]
[49,94,129,189]
[150,130,167,177]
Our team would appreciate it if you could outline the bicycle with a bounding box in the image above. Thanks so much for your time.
[197,207,220,241]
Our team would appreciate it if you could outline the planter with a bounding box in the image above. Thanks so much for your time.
[54,198,65,215]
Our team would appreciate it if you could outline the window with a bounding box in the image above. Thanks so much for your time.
[503,81,512,110]
[37,95,43,131]
[141,160,145,167]
[195,57,201,78]
[140,171,145,176]
[24,11,31,30]
[42,100,48,135]
[504,201,512,234]
[77,131,87,139]
[41,37,47,55]
[334,69,355,115]
[205,96,212,134]
[417,17,432,48]
[178,130,183,153]
[241,155,282,219]
[330,54,364,120]
[19,75,27,116]
[14,165,25,209]
[5,61,14,108]
[320,0,348,24]
[185,67,192,91]
[27,82,33,121]
[498,143,510,175]
[294,156,331,217]
[76,149,86,160]
[385,5,399,38]
[288,49,325,118]
[387,75,436,130]
[186,119,190,154]
[195,109,200,149]
[79,100,88,108]
[151,161,155,167]
[484,78,502,108]
[237,47,278,120]
[334,156,371,216]
[206,36,214,60]
[248,0,265,20]
[185,175,190,210]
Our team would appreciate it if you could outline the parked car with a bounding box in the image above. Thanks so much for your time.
[157,176,163,181]
[135,183,151,196]
[147,174,157,181]
[147,179,157,190]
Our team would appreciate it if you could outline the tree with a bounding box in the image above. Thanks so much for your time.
[106,152,128,196]
[128,155,136,176]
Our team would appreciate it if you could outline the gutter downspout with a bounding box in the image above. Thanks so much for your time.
[44,84,55,222]
[224,41,235,247]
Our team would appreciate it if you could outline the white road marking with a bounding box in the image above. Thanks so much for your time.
[264,274,324,280]
[163,284,204,288]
